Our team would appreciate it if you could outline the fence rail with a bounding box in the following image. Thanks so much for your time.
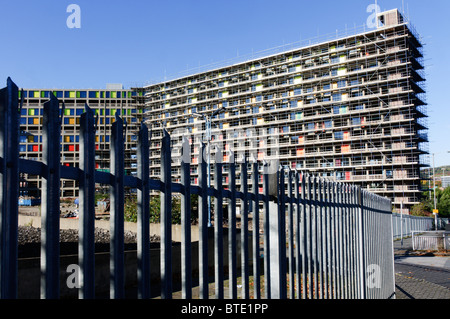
[1,78,395,299]
[392,213,434,240]
[412,231,450,251]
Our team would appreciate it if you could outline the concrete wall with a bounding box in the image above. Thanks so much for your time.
[18,215,203,242]
[17,225,253,298]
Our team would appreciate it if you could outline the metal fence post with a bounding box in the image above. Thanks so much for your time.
[317,177,324,299]
[160,129,172,299]
[300,172,307,299]
[198,142,208,299]
[181,136,192,299]
[252,162,261,299]
[263,163,271,299]
[287,170,295,299]
[269,167,287,299]
[359,187,367,299]
[294,171,301,299]
[305,174,312,299]
[228,151,237,299]
[137,123,150,299]
[40,93,61,299]
[311,176,318,298]
[0,78,19,299]
[240,160,249,299]
[110,114,125,299]
[214,146,224,299]
[79,105,96,299]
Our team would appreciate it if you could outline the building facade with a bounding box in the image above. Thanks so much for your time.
[142,9,429,213]
[19,86,144,197]
[442,176,450,189]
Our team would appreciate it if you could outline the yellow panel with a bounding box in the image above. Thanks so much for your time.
[69,91,76,98]
[69,118,75,125]
[33,118,39,125]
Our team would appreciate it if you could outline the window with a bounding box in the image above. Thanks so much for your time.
[335,131,344,140]
[337,80,346,88]
[332,93,342,101]
[78,91,87,98]
[352,117,361,125]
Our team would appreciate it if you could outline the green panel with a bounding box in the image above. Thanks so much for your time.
[64,108,71,116]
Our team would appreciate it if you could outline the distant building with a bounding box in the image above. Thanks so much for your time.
[443,176,450,188]
[19,87,144,197]
[142,9,428,213]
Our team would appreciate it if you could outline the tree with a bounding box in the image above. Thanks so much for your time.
[410,201,432,217]
[436,187,450,218]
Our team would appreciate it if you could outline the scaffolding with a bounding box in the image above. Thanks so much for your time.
[141,9,427,213]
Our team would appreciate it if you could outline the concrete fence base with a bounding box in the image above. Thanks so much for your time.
[17,223,253,299]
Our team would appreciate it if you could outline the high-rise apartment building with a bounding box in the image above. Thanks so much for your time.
[142,9,428,213]
[19,86,144,197]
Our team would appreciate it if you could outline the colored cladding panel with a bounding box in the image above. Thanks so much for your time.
[68,145,75,152]
[77,91,87,98]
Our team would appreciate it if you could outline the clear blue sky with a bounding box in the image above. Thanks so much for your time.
[1,0,449,167]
